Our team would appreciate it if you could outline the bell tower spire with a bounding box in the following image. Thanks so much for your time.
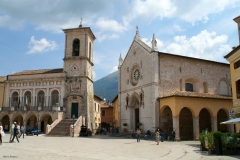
[134,26,140,40]
[151,33,158,51]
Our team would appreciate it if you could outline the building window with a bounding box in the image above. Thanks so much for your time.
[185,83,193,92]
[24,91,31,107]
[236,80,240,98]
[102,110,106,116]
[234,60,240,69]
[51,90,59,106]
[98,104,100,112]
[12,92,19,107]
[72,39,80,56]
[95,103,96,111]
[38,90,45,107]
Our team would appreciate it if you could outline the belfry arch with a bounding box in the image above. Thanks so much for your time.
[129,92,140,130]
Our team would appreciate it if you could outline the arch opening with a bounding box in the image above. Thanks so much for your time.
[179,107,193,140]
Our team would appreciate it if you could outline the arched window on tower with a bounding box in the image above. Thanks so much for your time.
[89,42,92,61]
[51,90,59,106]
[72,39,80,56]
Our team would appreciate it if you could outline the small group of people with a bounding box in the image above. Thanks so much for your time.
[155,129,176,145]
[0,121,26,145]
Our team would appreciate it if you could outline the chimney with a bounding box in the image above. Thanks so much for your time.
[234,16,240,44]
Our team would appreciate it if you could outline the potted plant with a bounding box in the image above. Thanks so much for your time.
[207,132,216,154]
[213,131,222,155]
[199,131,207,151]
[123,123,128,132]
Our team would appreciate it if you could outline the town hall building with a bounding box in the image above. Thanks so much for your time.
[0,23,96,136]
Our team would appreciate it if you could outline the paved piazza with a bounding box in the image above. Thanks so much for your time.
[0,134,239,160]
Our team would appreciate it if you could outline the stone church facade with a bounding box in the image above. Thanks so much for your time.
[0,24,96,135]
[118,28,233,140]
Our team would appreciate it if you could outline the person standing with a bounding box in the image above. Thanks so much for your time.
[11,124,19,143]
[0,122,3,145]
[160,129,164,142]
[172,129,176,142]
[9,122,16,142]
[136,128,141,142]
[156,130,160,145]
[147,129,151,140]
[19,125,26,139]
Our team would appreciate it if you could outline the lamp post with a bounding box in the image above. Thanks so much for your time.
[72,114,75,137]
[37,115,39,136]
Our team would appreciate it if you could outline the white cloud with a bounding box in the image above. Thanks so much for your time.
[110,66,118,73]
[123,0,239,25]
[163,30,231,62]
[95,18,127,33]
[173,25,185,32]
[27,36,58,54]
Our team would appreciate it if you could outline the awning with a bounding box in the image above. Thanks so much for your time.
[220,118,240,124]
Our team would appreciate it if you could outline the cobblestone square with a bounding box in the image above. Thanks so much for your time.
[0,134,240,160]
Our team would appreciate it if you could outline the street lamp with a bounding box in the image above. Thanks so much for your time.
[37,115,39,136]
[72,114,75,137]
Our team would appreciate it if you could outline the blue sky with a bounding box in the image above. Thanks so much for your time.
[0,0,240,81]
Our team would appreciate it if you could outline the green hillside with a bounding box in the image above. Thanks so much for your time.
[93,71,118,101]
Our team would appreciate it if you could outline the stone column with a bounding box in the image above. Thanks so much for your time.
[211,117,217,132]
[193,116,199,140]
[173,116,180,140]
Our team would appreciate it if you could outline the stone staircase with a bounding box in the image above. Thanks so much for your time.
[47,119,77,136]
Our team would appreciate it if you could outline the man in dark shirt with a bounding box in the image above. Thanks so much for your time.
[11,124,19,143]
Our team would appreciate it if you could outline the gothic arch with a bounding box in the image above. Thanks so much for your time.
[129,92,140,108]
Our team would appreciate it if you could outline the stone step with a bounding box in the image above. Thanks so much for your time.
[47,119,77,136]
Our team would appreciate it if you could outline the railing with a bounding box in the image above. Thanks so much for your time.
[0,106,66,112]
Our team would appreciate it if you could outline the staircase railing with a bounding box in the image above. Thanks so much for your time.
[70,116,85,136]
[46,112,65,134]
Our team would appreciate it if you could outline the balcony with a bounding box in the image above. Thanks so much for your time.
[0,106,66,112]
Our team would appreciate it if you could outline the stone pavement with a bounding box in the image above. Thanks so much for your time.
[0,133,240,160]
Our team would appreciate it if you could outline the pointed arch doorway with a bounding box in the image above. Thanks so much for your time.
[129,92,140,130]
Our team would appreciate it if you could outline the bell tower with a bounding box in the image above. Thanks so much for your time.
[62,23,96,130]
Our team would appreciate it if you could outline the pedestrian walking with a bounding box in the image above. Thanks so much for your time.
[11,124,20,143]
[155,130,160,145]
[0,122,4,145]
[136,128,141,142]
[19,125,26,138]
[172,129,176,142]
[9,122,16,142]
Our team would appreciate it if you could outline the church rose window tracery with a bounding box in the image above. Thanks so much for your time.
[130,65,141,86]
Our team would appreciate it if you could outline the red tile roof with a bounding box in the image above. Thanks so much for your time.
[10,68,64,76]
[160,91,232,100]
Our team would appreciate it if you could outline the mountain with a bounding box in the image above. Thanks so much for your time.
[94,71,118,101]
